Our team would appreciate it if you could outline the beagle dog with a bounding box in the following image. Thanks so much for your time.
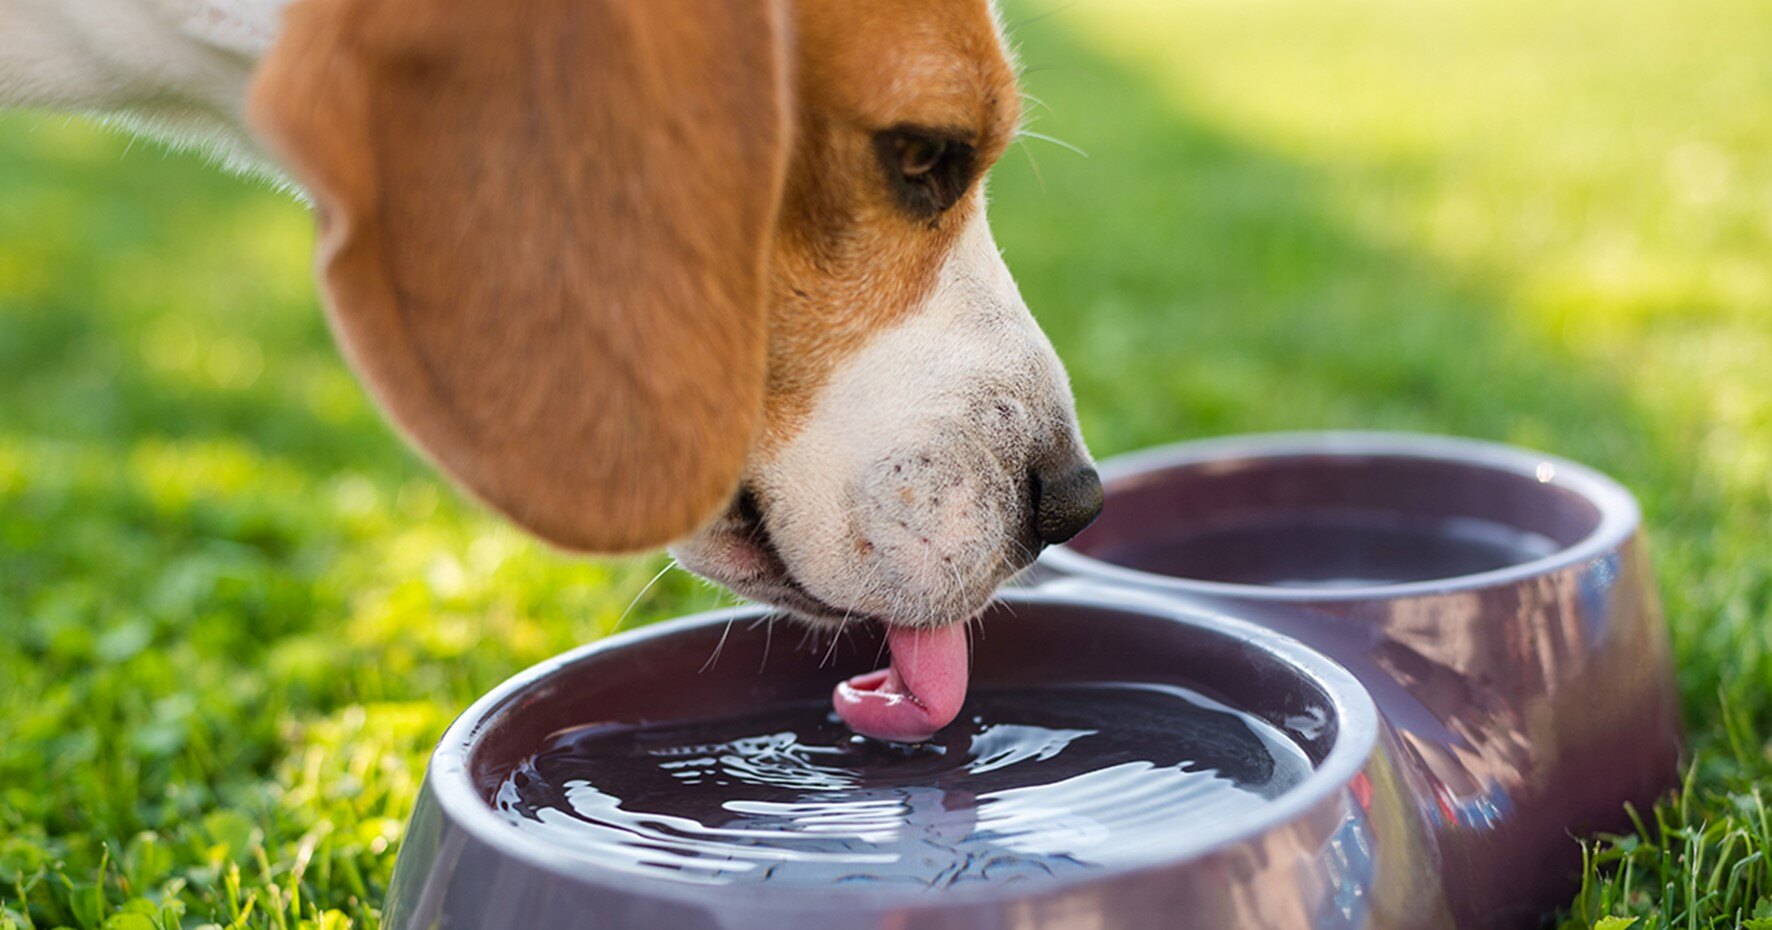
[0,0,1102,739]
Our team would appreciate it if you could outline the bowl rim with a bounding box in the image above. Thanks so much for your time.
[419,588,1381,909]
[1041,431,1641,602]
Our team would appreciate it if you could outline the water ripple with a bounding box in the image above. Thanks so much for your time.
[494,684,1312,889]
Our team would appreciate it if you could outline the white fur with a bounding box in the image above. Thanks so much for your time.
[672,209,1089,627]
[0,0,284,166]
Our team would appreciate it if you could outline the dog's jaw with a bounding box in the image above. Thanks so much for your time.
[668,491,881,629]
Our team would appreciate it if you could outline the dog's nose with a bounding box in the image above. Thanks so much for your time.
[1031,463,1104,545]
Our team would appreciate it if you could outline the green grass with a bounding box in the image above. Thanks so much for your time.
[2,0,1768,925]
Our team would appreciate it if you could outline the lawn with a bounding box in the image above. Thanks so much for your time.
[2,0,1768,926]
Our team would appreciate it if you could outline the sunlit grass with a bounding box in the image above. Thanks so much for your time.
[3,0,1769,925]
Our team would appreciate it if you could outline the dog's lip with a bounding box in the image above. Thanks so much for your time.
[727,499,885,626]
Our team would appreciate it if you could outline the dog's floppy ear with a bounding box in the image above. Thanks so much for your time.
[247,0,789,552]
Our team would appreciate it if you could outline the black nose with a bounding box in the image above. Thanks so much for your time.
[1031,463,1104,546]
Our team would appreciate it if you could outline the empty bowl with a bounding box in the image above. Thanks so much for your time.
[382,591,1452,930]
[1040,432,1684,927]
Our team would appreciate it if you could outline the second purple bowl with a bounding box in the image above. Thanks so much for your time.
[1041,431,1684,928]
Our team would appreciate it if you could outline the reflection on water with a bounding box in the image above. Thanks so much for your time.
[494,684,1313,889]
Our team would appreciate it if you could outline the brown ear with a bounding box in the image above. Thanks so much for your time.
[246,0,789,552]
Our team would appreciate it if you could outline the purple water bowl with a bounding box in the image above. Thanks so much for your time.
[1039,432,1685,927]
[382,591,1449,930]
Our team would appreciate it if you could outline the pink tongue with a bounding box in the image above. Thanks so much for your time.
[833,624,970,742]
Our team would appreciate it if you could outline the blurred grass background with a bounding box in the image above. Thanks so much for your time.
[2,0,1768,926]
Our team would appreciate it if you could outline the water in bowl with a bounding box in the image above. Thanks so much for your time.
[1093,512,1562,588]
[493,683,1312,890]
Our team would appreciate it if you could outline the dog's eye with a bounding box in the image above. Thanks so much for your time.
[877,128,976,218]
[899,136,948,178]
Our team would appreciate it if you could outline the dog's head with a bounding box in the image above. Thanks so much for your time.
[247,0,1099,631]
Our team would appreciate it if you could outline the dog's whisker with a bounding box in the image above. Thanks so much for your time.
[1014,135,1049,196]
[700,614,737,674]
[821,610,854,668]
[992,591,1019,624]
[1015,129,1087,158]
[611,559,677,634]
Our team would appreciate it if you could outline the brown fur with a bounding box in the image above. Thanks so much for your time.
[246,0,1018,552]
[762,0,1021,447]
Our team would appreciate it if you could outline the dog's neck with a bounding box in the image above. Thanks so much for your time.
[0,0,287,169]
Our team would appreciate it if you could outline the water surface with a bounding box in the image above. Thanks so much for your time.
[494,683,1312,889]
